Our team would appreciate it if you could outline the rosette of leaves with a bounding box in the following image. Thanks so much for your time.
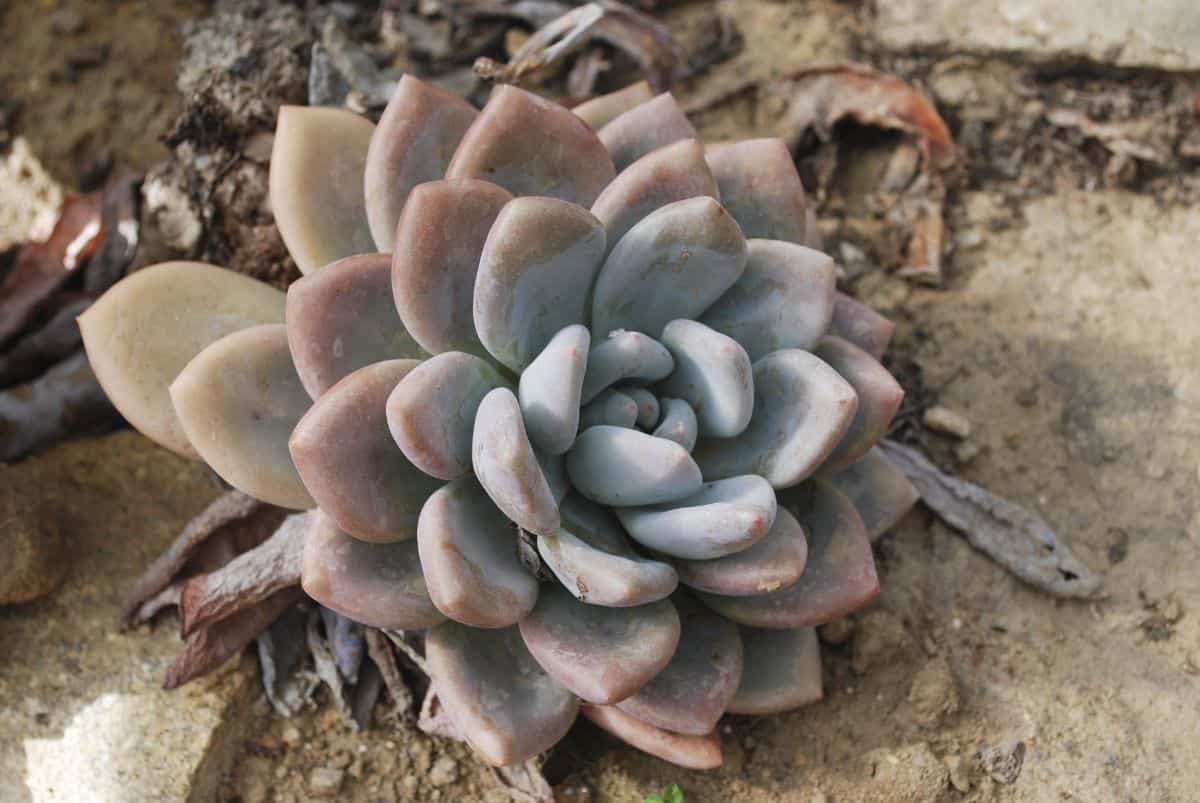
[80,77,918,769]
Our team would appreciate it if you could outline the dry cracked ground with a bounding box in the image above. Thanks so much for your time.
[1,1,1198,801]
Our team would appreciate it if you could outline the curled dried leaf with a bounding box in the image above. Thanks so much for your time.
[880,439,1103,598]
[123,489,287,626]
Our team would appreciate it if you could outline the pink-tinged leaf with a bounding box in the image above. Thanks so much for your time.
[615,595,742,735]
[728,625,822,715]
[814,336,905,472]
[674,505,808,596]
[392,179,512,358]
[290,359,443,543]
[705,138,808,244]
[287,253,426,399]
[573,81,654,130]
[446,85,615,207]
[695,481,879,628]
[829,291,895,361]
[302,510,445,630]
[597,92,696,172]
[364,75,478,251]
[822,447,919,542]
[426,622,579,766]
[581,704,722,770]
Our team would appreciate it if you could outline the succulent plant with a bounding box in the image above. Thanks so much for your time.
[79,77,918,769]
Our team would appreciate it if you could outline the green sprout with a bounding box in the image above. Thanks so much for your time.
[644,783,684,803]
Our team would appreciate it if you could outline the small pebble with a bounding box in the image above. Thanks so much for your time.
[281,724,302,746]
[944,754,971,792]
[310,766,345,796]
[924,405,972,439]
[907,656,960,728]
[954,440,981,464]
[429,755,459,787]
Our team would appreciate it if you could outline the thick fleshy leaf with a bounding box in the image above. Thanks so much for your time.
[387,352,509,480]
[539,494,678,607]
[392,179,513,358]
[446,85,615,206]
[473,387,560,536]
[79,261,285,458]
[728,626,822,715]
[700,239,836,361]
[573,81,654,130]
[519,324,590,455]
[364,75,478,251]
[616,474,776,560]
[693,349,857,489]
[302,511,445,630]
[426,622,579,766]
[520,586,680,704]
[579,388,639,430]
[674,505,807,596]
[566,425,702,506]
[814,336,904,471]
[615,595,742,735]
[475,197,607,373]
[619,386,660,429]
[270,106,375,274]
[582,705,722,770]
[286,252,425,399]
[591,139,718,251]
[695,481,879,628]
[170,324,312,509]
[591,196,747,340]
[657,319,753,438]
[290,360,443,542]
[417,478,538,628]
[705,138,808,243]
[829,291,895,360]
[580,330,674,403]
[822,447,919,541]
[597,92,696,172]
[653,398,698,452]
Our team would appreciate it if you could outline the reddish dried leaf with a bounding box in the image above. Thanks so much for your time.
[164,585,302,689]
[123,489,288,626]
[0,192,103,347]
[766,63,957,169]
[83,167,140,295]
[178,511,312,636]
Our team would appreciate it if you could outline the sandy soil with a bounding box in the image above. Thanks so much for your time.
[1,1,1197,802]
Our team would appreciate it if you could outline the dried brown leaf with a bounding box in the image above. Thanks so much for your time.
[880,439,1103,598]
[83,167,140,295]
[765,62,957,169]
[0,192,103,347]
[492,759,556,803]
[322,607,365,684]
[0,295,91,388]
[123,489,287,626]
[164,585,302,689]
[0,351,120,461]
[178,510,312,637]
[475,3,605,85]
[365,628,415,715]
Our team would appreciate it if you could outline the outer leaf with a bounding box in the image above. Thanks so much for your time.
[583,705,722,770]
[417,478,539,628]
[822,447,919,541]
[673,505,808,596]
[727,626,822,714]
[290,360,443,543]
[597,92,696,172]
[79,261,285,458]
[705,138,808,243]
[170,324,313,509]
[695,481,879,628]
[573,81,654,130]
[269,106,375,274]
[392,179,513,358]
[519,585,680,703]
[301,511,445,630]
[447,85,615,207]
[364,75,478,251]
[426,622,579,766]
[829,291,895,360]
[814,336,904,472]
[286,252,426,399]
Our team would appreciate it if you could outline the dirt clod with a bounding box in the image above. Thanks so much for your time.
[866,742,950,802]
[978,740,1026,785]
[0,489,66,605]
[907,656,960,728]
[851,610,909,675]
